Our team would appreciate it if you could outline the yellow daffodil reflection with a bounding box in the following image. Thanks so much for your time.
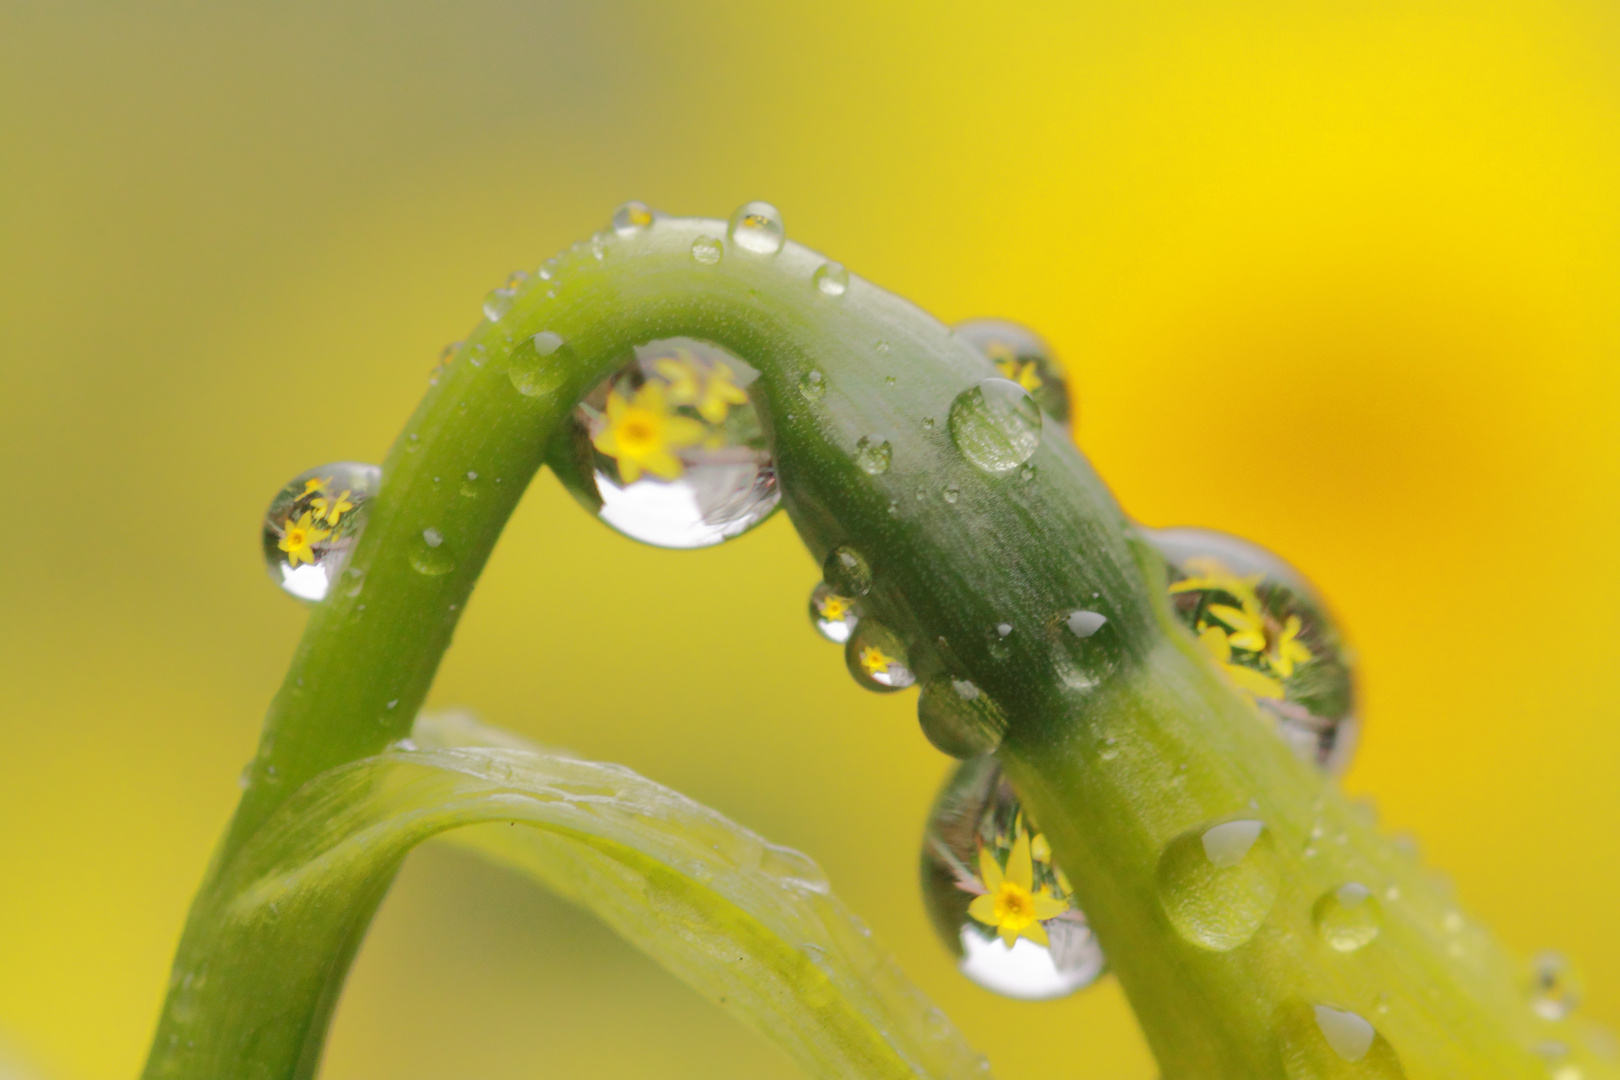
[819,594,851,623]
[1268,614,1313,678]
[278,512,331,567]
[311,489,354,525]
[995,357,1043,393]
[301,476,331,498]
[859,644,899,677]
[655,351,750,424]
[1199,624,1285,699]
[592,381,705,482]
[968,832,1069,947]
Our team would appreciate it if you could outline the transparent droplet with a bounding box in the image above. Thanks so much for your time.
[918,675,1006,758]
[537,258,558,281]
[845,620,915,691]
[987,622,1014,659]
[483,286,517,322]
[553,337,780,549]
[728,201,785,255]
[691,235,723,264]
[921,758,1105,1000]
[410,527,455,576]
[943,486,960,504]
[798,369,827,402]
[1277,1001,1406,1079]
[1530,950,1585,1021]
[814,262,849,297]
[855,436,892,475]
[1313,883,1382,952]
[509,331,572,399]
[1148,526,1358,774]
[809,581,860,643]
[261,463,382,602]
[612,200,654,235]
[954,318,1073,427]
[1156,819,1279,951]
[949,378,1042,473]
[823,545,872,597]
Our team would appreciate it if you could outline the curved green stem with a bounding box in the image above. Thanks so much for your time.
[148,212,1605,1080]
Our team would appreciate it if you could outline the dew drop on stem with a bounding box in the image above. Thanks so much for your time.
[261,463,382,602]
[728,200,785,255]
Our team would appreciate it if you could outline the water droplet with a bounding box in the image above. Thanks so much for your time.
[823,545,872,596]
[813,262,849,296]
[1531,950,1585,1021]
[1276,1000,1406,1078]
[483,287,517,322]
[949,378,1042,473]
[1148,526,1358,774]
[553,338,779,549]
[943,486,960,504]
[1065,610,1108,638]
[845,620,915,691]
[809,582,860,643]
[691,235,723,264]
[465,343,488,368]
[955,318,1074,427]
[918,675,1006,758]
[537,258,558,281]
[261,463,382,602]
[728,201,785,255]
[921,758,1105,999]
[1019,464,1037,482]
[409,527,455,576]
[438,340,461,366]
[987,623,1014,659]
[1313,882,1382,952]
[922,416,936,430]
[1156,819,1279,951]
[798,369,827,402]
[855,435,892,475]
[509,331,573,399]
[612,200,654,235]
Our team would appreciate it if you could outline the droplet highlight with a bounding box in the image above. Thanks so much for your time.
[955,318,1073,428]
[823,545,872,597]
[813,262,849,297]
[508,331,572,399]
[845,620,915,692]
[918,675,1006,758]
[855,436,892,475]
[409,527,455,576]
[809,582,860,643]
[1156,819,1279,951]
[1277,1000,1406,1079]
[261,463,382,602]
[1530,950,1585,1021]
[728,201,785,255]
[1313,883,1382,952]
[949,378,1042,473]
[798,369,827,402]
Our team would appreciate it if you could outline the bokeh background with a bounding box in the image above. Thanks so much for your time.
[4,1,1620,1077]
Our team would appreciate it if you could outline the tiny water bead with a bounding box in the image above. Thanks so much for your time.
[691,235,723,264]
[823,544,873,596]
[1277,1001,1406,1079]
[554,337,780,549]
[808,582,860,643]
[483,271,528,322]
[410,527,455,576]
[917,675,1006,758]
[1156,819,1280,951]
[1530,950,1585,1021]
[954,318,1073,427]
[1149,526,1358,774]
[845,620,915,691]
[813,262,849,297]
[921,758,1104,1000]
[1313,882,1382,952]
[949,378,1042,474]
[508,331,572,399]
[728,200,785,255]
[855,435,893,475]
[798,369,827,402]
[611,200,654,235]
[261,463,382,602]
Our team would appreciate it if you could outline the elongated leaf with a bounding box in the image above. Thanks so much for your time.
[148,711,987,1080]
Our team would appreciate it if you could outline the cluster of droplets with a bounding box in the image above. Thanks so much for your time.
[260,463,381,602]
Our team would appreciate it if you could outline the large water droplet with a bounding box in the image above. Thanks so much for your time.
[691,235,723,264]
[1277,1001,1407,1079]
[1531,950,1585,1021]
[261,463,382,602]
[918,675,1006,758]
[955,318,1073,428]
[508,331,572,399]
[612,200,654,235]
[1156,818,1279,951]
[921,758,1104,999]
[813,262,849,296]
[845,620,914,691]
[728,201,785,255]
[1313,883,1382,952]
[1148,526,1358,774]
[553,338,779,549]
[855,436,892,475]
[949,378,1042,473]
[808,581,860,643]
[823,545,872,596]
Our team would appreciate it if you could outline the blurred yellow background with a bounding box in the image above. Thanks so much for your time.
[3,1,1620,1077]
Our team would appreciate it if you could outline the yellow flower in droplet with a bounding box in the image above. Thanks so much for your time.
[994,357,1043,393]
[591,381,705,483]
[301,476,331,497]
[654,352,703,405]
[311,488,354,525]
[1198,624,1285,699]
[967,832,1069,947]
[1208,602,1268,654]
[1168,557,1264,610]
[695,361,749,424]
[278,512,331,568]
[859,644,898,677]
[1030,831,1052,864]
[819,594,852,622]
[1268,614,1313,678]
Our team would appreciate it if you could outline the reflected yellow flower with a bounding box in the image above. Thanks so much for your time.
[301,476,331,498]
[311,489,354,525]
[592,381,705,482]
[655,351,750,424]
[1168,557,1264,610]
[995,357,1043,393]
[859,644,899,677]
[1208,602,1268,653]
[967,832,1069,947]
[1199,624,1285,699]
[819,594,851,622]
[1268,614,1312,677]
[278,512,331,568]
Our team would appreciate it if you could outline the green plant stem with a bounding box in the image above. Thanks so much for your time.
[148,214,1606,1080]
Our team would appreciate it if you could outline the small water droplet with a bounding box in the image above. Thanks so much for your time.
[410,528,455,576]
[949,378,1043,473]
[808,582,860,643]
[798,369,827,402]
[955,318,1074,427]
[884,375,897,386]
[466,343,487,368]
[1277,1001,1405,1078]
[918,675,1006,758]
[553,338,779,549]
[1065,610,1108,638]
[943,486,960,504]
[261,463,382,602]
[537,258,558,281]
[612,200,654,235]
[1020,464,1037,482]
[728,201,785,255]
[855,436,892,475]
[813,261,849,296]
[439,341,461,366]
[1313,882,1382,952]
[483,287,517,322]
[508,331,572,398]
[845,620,915,691]
[922,757,1105,999]
[1156,819,1279,951]
[1531,950,1585,1021]
[987,623,1014,659]
[823,545,872,596]
[922,416,936,430]
[691,235,723,265]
